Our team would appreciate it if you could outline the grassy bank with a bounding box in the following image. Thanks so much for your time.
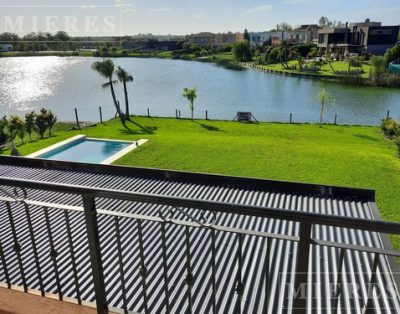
[2,117,399,242]
[259,60,372,78]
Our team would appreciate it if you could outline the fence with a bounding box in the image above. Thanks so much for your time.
[1,174,400,314]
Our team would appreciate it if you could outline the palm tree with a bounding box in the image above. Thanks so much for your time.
[116,66,134,120]
[182,87,197,121]
[91,59,126,127]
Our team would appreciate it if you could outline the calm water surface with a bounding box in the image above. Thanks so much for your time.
[0,56,399,125]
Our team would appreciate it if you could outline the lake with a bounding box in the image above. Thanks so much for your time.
[0,56,399,125]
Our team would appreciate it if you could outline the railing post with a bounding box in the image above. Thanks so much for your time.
[75,108,81,130]
[82,195,108,314]
[99,106,103,124]
[293,222,312,314]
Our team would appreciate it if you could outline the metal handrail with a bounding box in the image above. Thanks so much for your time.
[1,177,400,314]
[0,176,399,234]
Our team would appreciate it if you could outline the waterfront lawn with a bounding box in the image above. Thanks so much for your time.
[2,117,399,245]
[261,60,372,78]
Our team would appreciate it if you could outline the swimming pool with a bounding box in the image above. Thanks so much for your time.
[28,135,147,164]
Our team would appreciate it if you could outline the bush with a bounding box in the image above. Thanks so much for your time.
[9,116,26,143]
[381,117,400,139]
[0,116,9,145]
[232,41,252,62]
[35,108,49,139]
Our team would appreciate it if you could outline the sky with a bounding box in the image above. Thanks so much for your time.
[0,0,399,36]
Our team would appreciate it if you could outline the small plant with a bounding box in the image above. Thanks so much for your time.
[46,110,57,136]
[0,116,9,145]
[9,115,27,143]
[316,88,335,127]
[182,87,197,121]
[35,108,49,139]
[381,117,400,139]
[25,111,36,141]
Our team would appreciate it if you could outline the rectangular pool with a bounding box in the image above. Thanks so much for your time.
[28,135,147,164]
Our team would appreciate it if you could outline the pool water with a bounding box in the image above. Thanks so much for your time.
[37,139,131,164]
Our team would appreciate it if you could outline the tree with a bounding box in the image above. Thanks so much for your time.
[316,89,335,127]
[276,22,292,32]
[46,110,57,136]
[91,59,127,128]
[9,116,26,143]
[232,41,252,62]
[35,109,49,139]
[182,88,197,121]
[116,66,134,119]
[319,16,332,28]
[0,116,9,145]
[244,29,250,42]
[25,111,36,141]
[384,44,400,66]
[371,56,386,85]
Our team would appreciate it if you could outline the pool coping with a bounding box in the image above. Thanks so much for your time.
[27,135,148,165]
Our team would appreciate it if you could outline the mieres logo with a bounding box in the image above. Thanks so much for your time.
[0,4,125,36]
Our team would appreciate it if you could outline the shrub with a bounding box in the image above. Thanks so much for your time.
[381,117,400,139]
[46,110,57,136]
[25,111,36,141]
[35,108,49,139]
[9,115,26,143]
[0,116,9,145]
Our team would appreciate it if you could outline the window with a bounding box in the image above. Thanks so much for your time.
[370,29,393,35]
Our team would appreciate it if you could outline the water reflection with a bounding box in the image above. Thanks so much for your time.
[0,57,399,125]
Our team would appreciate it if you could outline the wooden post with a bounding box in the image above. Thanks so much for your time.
[179,110,181,118]
[99,107,103,124]
[334,114,337,125]
[176,109,178,119]
[290,113,293,124]
[206,110,208,120]
[74,108,80,130]
[147,108,150,118]
[387,110,390,119]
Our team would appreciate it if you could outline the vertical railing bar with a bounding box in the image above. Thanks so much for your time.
[211,228,217,314]
[333,248,346,314]
[114,216,129,314]
[64,210,82,305]
[160,222,170,314]
[364,253,380,314]
[43,206,63,301]
[137,220,149,314]
[235,233,244,314]
[5,201,27,293]
[23,202,45,296]
[293,222,312,314]
[185,226,194,314]
[0,238,11,289]
[262,237,273,314]
[82,195,108,314]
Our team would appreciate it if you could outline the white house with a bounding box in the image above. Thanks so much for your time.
[249,31,290,46]
[0,44,13,52]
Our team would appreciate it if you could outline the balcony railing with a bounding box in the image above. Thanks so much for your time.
[0,176,400,314]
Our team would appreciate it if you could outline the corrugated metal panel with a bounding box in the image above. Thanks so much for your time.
[0,162,399,313]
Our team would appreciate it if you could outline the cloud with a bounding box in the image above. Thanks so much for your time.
[246,5,273,14]
[114,0,136,13]
[150,8,172,12]
[194,13,206,19]
[285,0,315,3]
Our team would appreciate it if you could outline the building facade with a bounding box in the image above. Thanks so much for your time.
[289,25,320,43]
[187,32,216,47]
[318,20,399,56]
[0,44,12,52]
[214,32,243,46]
[249,31,290,46]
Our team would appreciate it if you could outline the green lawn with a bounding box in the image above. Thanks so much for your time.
[261,60,372,78]
[2,117,400,244]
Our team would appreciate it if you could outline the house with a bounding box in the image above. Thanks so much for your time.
[1,156,400,313]
[289,24,320,43]
[0,44,12,52]
[214,32,243,47]
[146,40,179,51]
[249,31,290,46]
[318,20,399,56]
[187,32,215,47]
